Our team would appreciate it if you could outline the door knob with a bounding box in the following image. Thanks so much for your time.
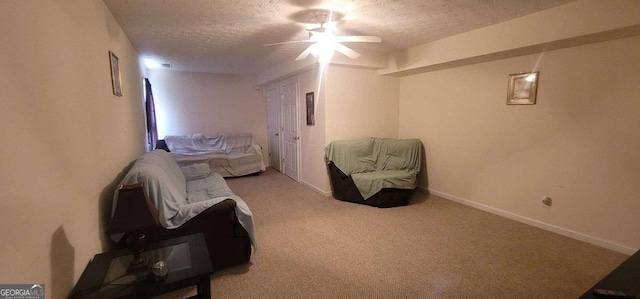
[293,137,299,140]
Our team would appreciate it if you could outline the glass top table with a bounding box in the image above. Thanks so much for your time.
[69,233,213,299]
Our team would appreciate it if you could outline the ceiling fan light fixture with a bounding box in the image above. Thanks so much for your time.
[301,27,336,64]
[317,46,335,65]
[264,10,381,64]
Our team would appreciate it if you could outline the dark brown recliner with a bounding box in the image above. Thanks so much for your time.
[327,161,414,208]
[144,198,251,271]
[110,150,252,272]
[325,137,422,208]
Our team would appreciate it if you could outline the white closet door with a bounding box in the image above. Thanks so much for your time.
[266,87,281,171]
[280,81,299,181]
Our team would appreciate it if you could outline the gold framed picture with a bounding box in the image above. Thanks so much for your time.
[109,51,123,97]
[507,72,538,105]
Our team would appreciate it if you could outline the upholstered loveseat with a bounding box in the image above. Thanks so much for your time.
[109,149,255,271]
[325,137,422,208]
[156,132,265,178]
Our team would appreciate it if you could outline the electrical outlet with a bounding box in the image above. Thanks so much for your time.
[541,196,552,208]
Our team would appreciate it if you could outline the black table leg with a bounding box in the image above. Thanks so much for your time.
[196,275,211,299]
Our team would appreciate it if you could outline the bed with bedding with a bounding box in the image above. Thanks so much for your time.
[158,132,266,177]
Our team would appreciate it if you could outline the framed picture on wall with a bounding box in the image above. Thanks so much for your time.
[109,51,123,97]
[306,92,315,126]
[507,72,538,105]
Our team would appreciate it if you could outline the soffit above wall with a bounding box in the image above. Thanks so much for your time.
[378,0,640,77]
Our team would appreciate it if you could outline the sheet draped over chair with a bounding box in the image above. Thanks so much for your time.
[165,132,255,155]
[163,132,266,177]
[325,137,421,199]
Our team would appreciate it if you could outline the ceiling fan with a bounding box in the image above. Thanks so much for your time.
[263,22,382,63]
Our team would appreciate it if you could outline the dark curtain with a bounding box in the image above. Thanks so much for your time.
[145,78,158,151]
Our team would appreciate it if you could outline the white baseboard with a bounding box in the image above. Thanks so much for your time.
[301,180,332,197]
[426,187,636,255]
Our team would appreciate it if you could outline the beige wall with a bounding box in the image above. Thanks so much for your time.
[325,66,400,142]
[298,67,330,194]
[262,68,330,194]
[265,65,399,195]
[0,0,144,297]
[148,69,268,156]
[317,65,400,194]
[398,36,640,253]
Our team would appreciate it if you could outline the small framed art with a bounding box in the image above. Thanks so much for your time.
[109,51,123,97]
[306,92,315,126]
[507,72,538,105]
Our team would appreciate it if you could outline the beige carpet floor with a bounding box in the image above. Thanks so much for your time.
[165,168,627,299]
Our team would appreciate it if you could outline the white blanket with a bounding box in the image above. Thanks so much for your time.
[112,150,256,250]
[165,132,255,155]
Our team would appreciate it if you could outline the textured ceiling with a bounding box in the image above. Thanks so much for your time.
[103,0,576,75]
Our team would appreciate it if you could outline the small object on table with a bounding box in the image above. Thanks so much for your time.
[150,261,169,282]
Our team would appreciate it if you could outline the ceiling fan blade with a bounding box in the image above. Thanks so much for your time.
[334,35,382,43]
[262,40,314,47]
[296,44,318,61]
[307,26,335,35]
[333,43,360,59]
